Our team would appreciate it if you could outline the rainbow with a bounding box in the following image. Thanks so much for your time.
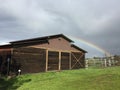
[68,35,111,56]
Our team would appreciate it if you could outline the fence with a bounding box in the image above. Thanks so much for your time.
[85,56,120,68]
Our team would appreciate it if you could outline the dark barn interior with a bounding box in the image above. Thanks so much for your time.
[0,45,11,75]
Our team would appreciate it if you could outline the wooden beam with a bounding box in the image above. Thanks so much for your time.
[30,46,82,53]
[46,49,48,72]
[69,52,71,69]
[59,51,61,71]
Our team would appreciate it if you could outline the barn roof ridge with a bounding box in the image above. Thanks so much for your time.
[10,34,74,44]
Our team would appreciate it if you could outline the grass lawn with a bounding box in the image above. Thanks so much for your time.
[0,66,120,90]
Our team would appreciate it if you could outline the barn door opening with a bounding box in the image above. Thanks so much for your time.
[71,52,84,69]
[48,51,59,71]
[61,52,70,70]
[0,51,11,76]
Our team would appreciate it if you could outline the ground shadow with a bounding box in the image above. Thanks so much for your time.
[0,77,31,90]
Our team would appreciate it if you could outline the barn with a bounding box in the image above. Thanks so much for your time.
[0,34,87,75]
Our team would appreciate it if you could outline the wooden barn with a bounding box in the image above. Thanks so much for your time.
[0,34,87,75]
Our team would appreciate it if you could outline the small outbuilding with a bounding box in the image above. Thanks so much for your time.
[0,34,87,75]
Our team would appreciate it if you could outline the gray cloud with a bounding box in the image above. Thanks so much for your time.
[0,0,120,57]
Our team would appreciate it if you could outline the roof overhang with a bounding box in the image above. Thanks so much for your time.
[71,44,87,53]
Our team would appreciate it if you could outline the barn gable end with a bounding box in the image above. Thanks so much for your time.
[29,36,80,52]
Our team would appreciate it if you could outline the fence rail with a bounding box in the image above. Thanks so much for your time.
[85,57,120,68]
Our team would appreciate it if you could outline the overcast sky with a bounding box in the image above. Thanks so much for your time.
[0,0,120,57]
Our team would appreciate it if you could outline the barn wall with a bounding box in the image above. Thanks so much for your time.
[12,47,46,74]
[29,37,80,52]
[46,50,85,71]
[10,45,85,74]
[26,37,86,71]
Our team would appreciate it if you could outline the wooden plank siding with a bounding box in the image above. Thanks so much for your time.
[61,52,70,70]
[11,47,46,74]
[0,48,85,75]
[48,51,59,71]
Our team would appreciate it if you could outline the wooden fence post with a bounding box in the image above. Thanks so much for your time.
[46,50,48,72]
[104,59,107,67]
[85,60,88,69]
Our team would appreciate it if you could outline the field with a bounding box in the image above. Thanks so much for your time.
[0,66,120,90]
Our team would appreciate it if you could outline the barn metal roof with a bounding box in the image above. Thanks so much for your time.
[0,44,12,49]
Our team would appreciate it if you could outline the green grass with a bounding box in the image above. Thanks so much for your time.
[0,66,120,90]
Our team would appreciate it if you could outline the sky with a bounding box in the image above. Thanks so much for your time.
[0,0,120,57]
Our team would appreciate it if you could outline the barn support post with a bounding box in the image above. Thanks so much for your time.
[59,51,61,71]
[46,49,48,72]
[69,52,71,69]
